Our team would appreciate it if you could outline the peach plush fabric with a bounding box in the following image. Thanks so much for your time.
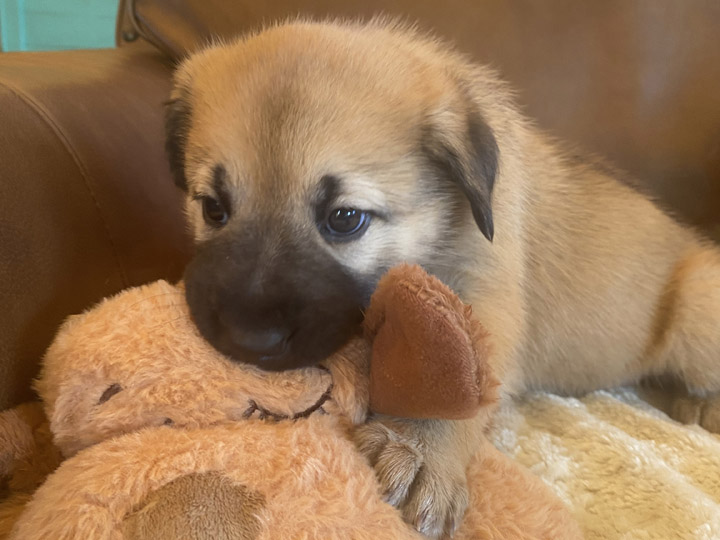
[0,266,580,539]
[7,420,578,540]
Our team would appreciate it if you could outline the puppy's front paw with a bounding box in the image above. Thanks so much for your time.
[354,419,469,539]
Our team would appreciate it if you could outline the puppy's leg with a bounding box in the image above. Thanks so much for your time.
[354,415,486,538]
[649,244,720,432]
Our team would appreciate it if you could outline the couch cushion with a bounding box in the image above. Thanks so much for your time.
[118,0,720,234]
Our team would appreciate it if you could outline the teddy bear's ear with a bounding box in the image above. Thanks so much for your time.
[364,264,499,420]
[56,313,84,331]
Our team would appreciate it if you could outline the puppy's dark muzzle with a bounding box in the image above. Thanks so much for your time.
[228,327,291,358]
[183,231,371,371]
[208,309,298,370]
[218,315,296,368]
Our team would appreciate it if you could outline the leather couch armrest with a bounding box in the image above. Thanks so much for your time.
[0,46,191,410]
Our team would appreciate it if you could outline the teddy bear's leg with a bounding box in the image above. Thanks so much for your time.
[122,472,265,540]
[644,245,720,433]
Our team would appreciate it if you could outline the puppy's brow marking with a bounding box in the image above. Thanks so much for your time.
[212,164,233,214]
[314,174,341,222]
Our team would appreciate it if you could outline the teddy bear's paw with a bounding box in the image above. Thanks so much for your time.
[354,419,469,539]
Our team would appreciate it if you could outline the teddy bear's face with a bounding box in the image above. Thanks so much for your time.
[36,281,368,457]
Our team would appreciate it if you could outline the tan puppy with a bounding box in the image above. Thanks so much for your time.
[165,19,720,538]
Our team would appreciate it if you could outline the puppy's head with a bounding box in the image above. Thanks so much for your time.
[166,20,499,370]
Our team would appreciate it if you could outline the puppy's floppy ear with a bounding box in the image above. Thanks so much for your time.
[164,86,192,191]
[422,101,498,242]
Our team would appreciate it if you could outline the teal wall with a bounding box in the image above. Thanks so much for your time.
[0,0,116,52]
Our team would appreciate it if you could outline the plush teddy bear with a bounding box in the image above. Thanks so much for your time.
[0,265,580,540]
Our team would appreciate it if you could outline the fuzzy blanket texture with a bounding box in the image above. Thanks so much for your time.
[490,387,720,540]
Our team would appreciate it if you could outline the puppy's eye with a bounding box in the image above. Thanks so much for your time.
[324,208,370,239]
[201,196,228,227]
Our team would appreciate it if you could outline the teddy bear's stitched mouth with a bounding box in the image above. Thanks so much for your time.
[242,366,334,421]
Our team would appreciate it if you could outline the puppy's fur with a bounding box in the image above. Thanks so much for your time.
[166,19,720,538]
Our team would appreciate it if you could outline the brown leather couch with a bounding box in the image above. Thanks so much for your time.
[2,0,719,411]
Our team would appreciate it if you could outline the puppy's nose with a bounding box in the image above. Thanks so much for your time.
[230,327,290,357]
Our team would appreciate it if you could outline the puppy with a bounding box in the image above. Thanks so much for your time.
[165,19,720,538]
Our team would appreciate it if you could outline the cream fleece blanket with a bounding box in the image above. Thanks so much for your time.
[490,388,720,540]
